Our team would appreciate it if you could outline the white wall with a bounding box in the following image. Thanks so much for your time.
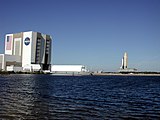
[51,65,86,72]
[31,64,41,71]
[22,31,32,68]
[23,64,41,72]
[5,54,21,62]
[7,66,23,72]
[0,54,4,70]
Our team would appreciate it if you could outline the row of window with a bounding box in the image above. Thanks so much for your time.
[35,38,50,63]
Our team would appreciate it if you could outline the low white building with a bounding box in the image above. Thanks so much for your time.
[51,65,88,74]
[0,54,21,71]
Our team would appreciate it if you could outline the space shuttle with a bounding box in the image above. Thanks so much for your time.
[120,52,128,69]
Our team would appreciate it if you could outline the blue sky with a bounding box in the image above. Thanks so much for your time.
[0,0,160,71]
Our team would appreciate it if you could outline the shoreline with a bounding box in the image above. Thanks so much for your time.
[93,73,160,76]
[0,71,160,76]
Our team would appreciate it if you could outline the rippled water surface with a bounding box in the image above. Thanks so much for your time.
[0,74,160,119]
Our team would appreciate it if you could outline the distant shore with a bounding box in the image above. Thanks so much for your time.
[1,71,160,77]
[93,73,160,76]
[0,71,47,75]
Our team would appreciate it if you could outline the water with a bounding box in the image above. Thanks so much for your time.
[0,74,160,119]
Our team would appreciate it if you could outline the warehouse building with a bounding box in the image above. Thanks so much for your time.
[51,65,88,75]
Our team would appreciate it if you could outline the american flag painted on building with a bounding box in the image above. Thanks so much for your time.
[6,36,12,50]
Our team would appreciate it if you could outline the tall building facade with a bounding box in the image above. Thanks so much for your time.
[4,31,52,71]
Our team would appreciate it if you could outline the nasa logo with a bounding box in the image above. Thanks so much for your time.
[24,37,30,46]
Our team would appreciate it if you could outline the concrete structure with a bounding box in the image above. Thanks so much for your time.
[119,52,137,73]
[51,65,88,75]
[0,31,52,72]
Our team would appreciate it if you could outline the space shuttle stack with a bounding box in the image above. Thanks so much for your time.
[121,52,128,69]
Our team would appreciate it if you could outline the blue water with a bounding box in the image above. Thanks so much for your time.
[0,74,160,119]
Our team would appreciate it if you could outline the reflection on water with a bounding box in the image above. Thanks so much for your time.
[0,74,51,119]
[0,75,160,119]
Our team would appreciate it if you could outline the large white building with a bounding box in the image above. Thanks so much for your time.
[0,31,52,71]
[51,65,89,75]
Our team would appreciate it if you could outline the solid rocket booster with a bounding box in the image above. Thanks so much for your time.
[123,52,128,69]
